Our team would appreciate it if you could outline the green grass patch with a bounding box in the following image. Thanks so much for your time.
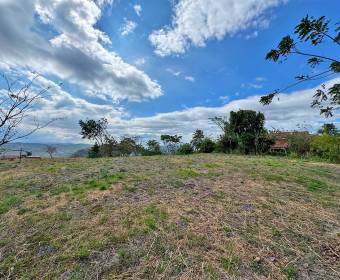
[0,196,22,214]
[295,176,333,192]
[178,168,201,178]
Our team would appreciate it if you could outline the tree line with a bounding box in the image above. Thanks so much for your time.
[79,109,339,162]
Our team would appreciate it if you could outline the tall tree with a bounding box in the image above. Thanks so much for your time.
[260,15,340,117]
[228,110,265,154]
[146,139,161,154]
[0,73,54,147]
[318,123,338,135]
[46,145,57,159]
[161,134,182,154]
[79,118,109,146]
[191,129,204,151]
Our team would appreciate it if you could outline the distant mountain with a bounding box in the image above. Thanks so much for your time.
[0,143,91,158]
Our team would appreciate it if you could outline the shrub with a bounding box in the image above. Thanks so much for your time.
[88,143,100,158]
[199,138,216,153]
[311,134,340,162]
[177,143,193,155]
[215,134,237,153]
[287,132,313,156]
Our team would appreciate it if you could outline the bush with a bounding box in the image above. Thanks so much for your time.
[311,134,340,162]
[88,143,100,158]
[288,132,313,156]
[215,134,237,153]
[177,143,193,155]
[199,138,216,153]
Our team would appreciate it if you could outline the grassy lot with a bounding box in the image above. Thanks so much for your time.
[0,154,339,279]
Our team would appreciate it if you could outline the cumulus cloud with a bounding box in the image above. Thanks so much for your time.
[121,19,138,36]
[134,57,147,67]
[149,0,287,56]
[133,4,142,16]
[185,76,195,82]
[27,78,339,143]
[0,0,162,102]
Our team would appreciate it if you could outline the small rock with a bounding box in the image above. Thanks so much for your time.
[303,263,309,269]
[242,203,255,211]
[60,270,72,280]
[37,244,55,257]
[254,257,261,262]
[268,256,276,262]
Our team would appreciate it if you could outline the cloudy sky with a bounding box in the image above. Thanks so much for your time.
[0,0,339,143]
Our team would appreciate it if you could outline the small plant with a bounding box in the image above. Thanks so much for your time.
[282,265,298,279]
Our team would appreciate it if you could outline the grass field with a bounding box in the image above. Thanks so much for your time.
[0,154,339,279]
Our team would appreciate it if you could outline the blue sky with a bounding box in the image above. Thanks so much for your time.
[0,0,339,143]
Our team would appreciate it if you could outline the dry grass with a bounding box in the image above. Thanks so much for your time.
[0,154,339,279]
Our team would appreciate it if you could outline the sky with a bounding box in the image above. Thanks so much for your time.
[0,0,339,144]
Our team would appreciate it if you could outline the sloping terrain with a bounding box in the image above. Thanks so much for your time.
[0,154,339,279]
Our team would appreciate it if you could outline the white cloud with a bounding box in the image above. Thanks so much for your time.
[0,0,162,102]
[166,68,181,77]
[26,78,339,143]
[167,69,195,82]
[133,4,142,16]
[134,57,147,66]
[255,77,267,82]
[149,0,287,56]
[121,18,138,36]
[245,30,259,40]
[242,83,263,89]
[185,76,195,82]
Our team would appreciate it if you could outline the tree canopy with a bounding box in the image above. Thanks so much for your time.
[261,15,340,117]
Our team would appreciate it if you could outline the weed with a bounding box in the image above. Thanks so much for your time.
[178,168,201,177]
[282,265,298,279]
[0,196,22,214]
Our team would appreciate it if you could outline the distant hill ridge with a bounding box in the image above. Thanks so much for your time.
[1,143,91,158]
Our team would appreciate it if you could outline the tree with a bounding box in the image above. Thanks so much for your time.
[88,143,100,158]
[229,110,265,154]
[211,110,267,154]
[161,134,182,154]
[46,145,57,159]
[177,143,193,155]
[118,137,138,156]
[79,118,109,146]
[210,116,237,153]
[0,73,55,147]
[191,129,204,151]
[260,15,340,117]
[146,139,162,155]
[199,138,216,153]
[318,123,338,135]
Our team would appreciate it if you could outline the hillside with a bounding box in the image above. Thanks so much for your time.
[0,154,339,279]
[1,143,90,158]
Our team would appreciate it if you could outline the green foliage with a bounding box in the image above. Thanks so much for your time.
[161,134,182,154]
[143,140,162,156]
[177,143,193,155]
[0,196,22,214]
[191,129,205,151]
[88,143,100,158]
[311,134,340,162]
[282,265,298,279]
[79,118,109,145]
[199,138,216,153]
[318,123,338,135]
[118,137,139,156]
[287,132,314,156]
[261,15,340,117]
